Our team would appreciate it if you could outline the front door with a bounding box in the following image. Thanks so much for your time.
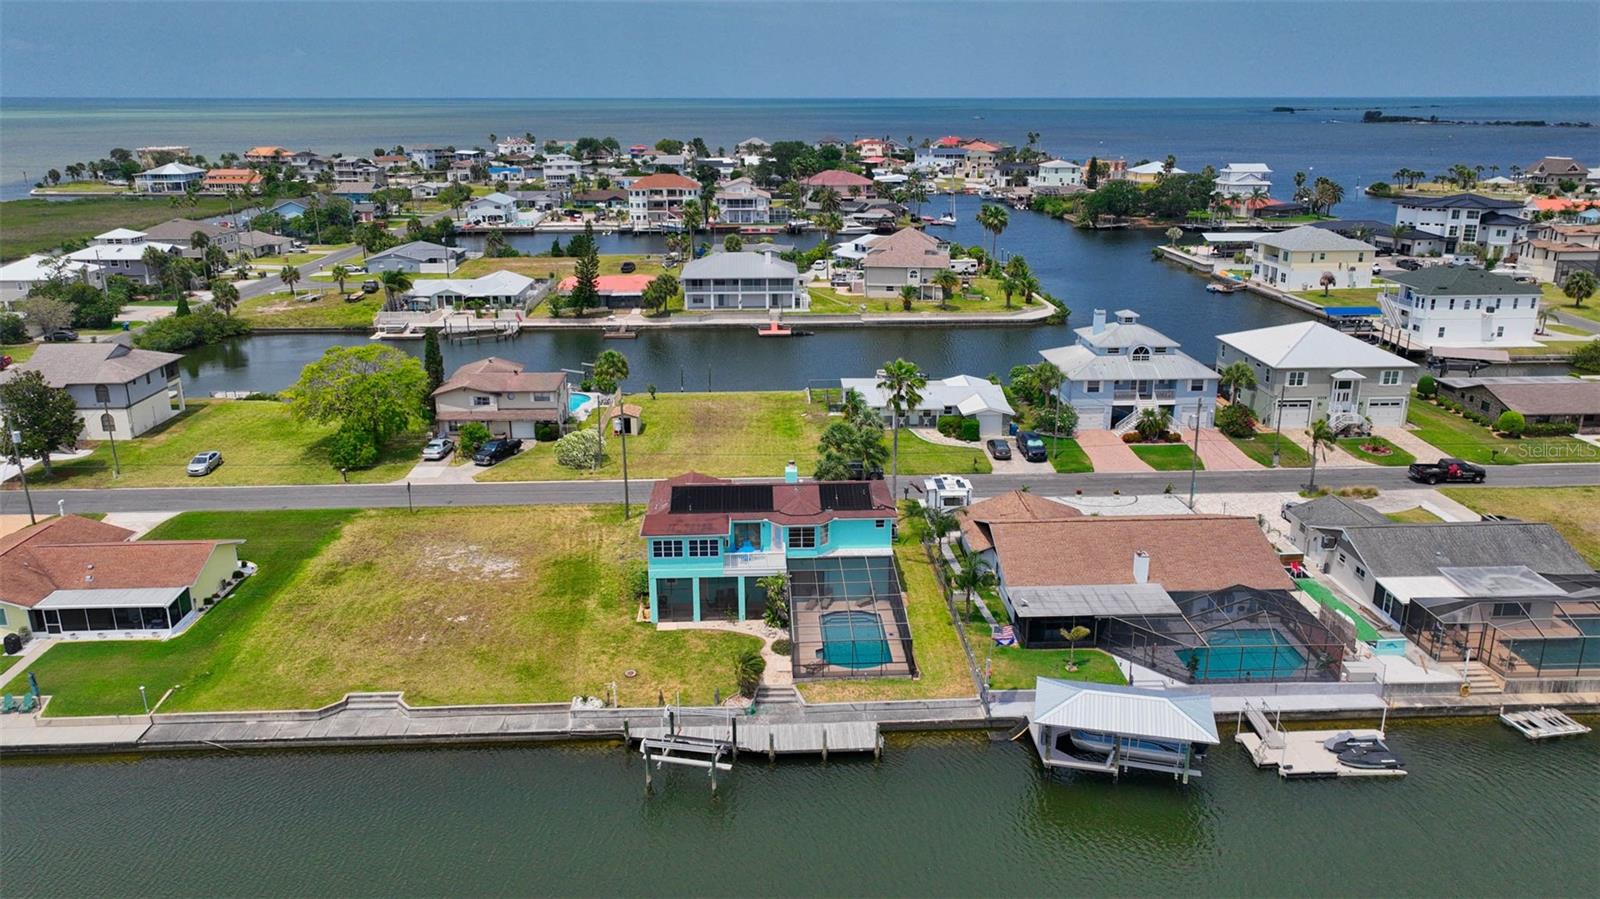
[44,609,61,634]
[1332,380,1354,405]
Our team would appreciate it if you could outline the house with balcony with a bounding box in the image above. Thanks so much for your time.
[1215,321,1415,433]
[861,227,950,299]
[431,358,569,440]
[540,154,584,190]
[1039,309,1218,431]
[1249,226,1375,292]
[463,191,520,225]
[64,229,182,286]
[1391,193,1528,255]
[681,251,807,310]
[1029,159,1083,192]
[912,137,968,173]
[627,173,700,228]
[1524,156,1589,192]
[713,178,772,224]
[201,168,263,192]
[1379,267,1543,349]
[0,334,184,439]
[1513,222,1600,283]
[1214,163,1272,198]
[132,162,205,194]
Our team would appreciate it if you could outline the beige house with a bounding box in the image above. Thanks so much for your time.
[431,357,570,440]
[0,336,184,439]
[861,227,952,299]
[1249,226,1374,292]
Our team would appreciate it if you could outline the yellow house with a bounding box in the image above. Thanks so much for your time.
[1250,226,1376,292]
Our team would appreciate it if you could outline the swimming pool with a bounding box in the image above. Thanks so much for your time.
[1176,628,1308,681]
[820,611,892,669]
[567,392,595,418]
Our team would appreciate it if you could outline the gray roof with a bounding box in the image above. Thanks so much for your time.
[1384,267,1540,298]
[1288,495,1392,528]
[1038,344,1219,382]
[1034,679,1219,745]
[1,338,180,388]
[1075,318,1181,350]
[370,240,461,262]
[1392,193,1523,211]
[1254,225,1376,252]
[142,218,226,241]
[1338,522,1592,577]
[1007,583,1180,618]
[681,251,797,279]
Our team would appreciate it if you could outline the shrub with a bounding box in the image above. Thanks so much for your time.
[133,307,251,352]
[625,561,649,600]
[327,425,379,470]
[554,428,603,469]
[1495,410,1526,437]
[936,415,964,438]
[457,421,492,456]
[534,422,560,442]
[1215,402,1257,438]
[1121,431,1140,444]
[1524,421,1578,436]
[771,638,792,656]
[958,418,980,442]
[1416,374,1436,398]
[0,312,27,344]
[1571,341,1600,375]
[733,647,766,698]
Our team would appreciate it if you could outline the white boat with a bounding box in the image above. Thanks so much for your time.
[930,213,957,226]
[1067,729,1196,767]
[838,222,873,235]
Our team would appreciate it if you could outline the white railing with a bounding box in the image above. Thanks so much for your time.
[723,549,787,572]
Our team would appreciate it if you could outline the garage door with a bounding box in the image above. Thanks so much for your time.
[1275,400,1312,429]
[510,420,537,439]
[1365,398,1406,427]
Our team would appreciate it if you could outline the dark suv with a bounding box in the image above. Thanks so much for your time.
[1015,430,1049,463]
[472,437,523,466]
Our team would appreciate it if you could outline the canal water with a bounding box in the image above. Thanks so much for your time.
[183,196,1312,394]
[2,719,1594,896]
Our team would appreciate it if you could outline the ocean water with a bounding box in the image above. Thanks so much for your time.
[3,96,1598,200]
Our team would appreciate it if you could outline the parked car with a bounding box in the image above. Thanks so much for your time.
[472,438,523,466]
[421,437,455,461]
[1479,513,1520,522]
[810,259,830,273]
[45,328,79,342]
[619,261,637,273]
[361,279,379,293]
[847,460,885,480]
[186,450,223,477]
[986,438,1013,460]
[1015,430,1049,463]
[1395,259,1423,271]
[1407,457,1486,484]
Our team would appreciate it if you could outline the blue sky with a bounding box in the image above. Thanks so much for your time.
[2,0,1597,98]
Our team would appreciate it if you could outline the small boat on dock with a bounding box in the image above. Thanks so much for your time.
[1206,280,1244,294]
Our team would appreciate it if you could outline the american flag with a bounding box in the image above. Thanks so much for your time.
[992,624,1016,646]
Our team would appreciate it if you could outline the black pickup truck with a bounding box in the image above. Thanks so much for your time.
[1408,457,1486,484]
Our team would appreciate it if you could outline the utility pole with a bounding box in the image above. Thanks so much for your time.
[1186,397,1202,510]
[102,401,121,479]
[7,424,37,525]
[617,414,631,519]
[1271,384,1286,469]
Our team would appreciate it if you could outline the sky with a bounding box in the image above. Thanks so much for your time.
[2,0,1598,99]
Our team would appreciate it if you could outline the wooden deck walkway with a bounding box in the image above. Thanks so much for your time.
[631,720,881,758]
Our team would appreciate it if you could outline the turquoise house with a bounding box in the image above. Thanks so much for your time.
[640,471,898,624]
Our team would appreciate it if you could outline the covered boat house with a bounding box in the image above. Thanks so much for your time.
[1030,678,1219,782]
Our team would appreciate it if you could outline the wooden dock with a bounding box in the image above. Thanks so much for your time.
[631,720,881,759]
[1499,707,1592,740]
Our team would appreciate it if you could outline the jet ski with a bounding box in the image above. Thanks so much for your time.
[1323,731,1386,753]
[1337,744,1405,769]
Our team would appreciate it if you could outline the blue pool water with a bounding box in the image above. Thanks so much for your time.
[820,611,892,669]
[567,392,592,415]
[1177,628,1307,681]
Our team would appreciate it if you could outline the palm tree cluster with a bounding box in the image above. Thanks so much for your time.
[814,388,890,482]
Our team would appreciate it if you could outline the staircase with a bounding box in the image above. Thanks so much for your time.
[1461,662,1504,696]
[753,685,802,714]
[1111,403,1159,435]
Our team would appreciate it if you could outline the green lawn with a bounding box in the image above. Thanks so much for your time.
[1292,286,1384,308]
[1295,579,1382,643]
[1544,282,1600,324]
[237,289,384,329]
[1041,436,1094,472]
[8,507,764,714]
[1228,432,1312,467]
[1385,506,1443,523]
[25,400,426,488]
[1130,443,1204,471]
[0,655,20,675]
[1,195,239,261]
[477,391,989,482]
[1338,436,1415,466]
[986,647,1127,691]
[1405,397,1598,465]
[2,342,38,364]
[801,276,1035,316]
[454,253,669,281]
[1440,486,1600,567]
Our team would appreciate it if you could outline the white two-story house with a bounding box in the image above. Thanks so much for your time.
[1391,193,1528,255]
[1029,159,1083,192]
[1379,267,1543,349]
[1250,226,1374,292]
[1216,321,1416,432]
[713,178,772,224]
[1040,309,1219,432]
[1214,163,1272,198]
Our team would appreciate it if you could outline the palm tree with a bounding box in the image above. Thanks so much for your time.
[841,387,877,429]
[900,283,920,310]
[1536,306,1551,335]
[1032,361,1066,433]
[950,545,996,618]
[815,211,843,245]
[877,358,927,499]
[1219,361,1257,403]
[209,279,240,316]
[1320,271,1337,296]
[932,270,961,310]
[330,264,351,295]
[976,204,1008,261]
[1563,270,1597,307]
[1134,406,1173,442]
[379,269,413,309]
[681,199,702,237]
[278,265,301,299]
[1165,226,1183,247]
[1306,418,1336,491]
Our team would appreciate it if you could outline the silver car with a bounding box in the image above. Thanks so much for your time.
[421,437,455,461]
[186,451,223,477]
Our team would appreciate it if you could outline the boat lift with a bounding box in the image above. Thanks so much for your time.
[636,707,737,795]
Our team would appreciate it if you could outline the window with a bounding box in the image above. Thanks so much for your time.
[1189,379,1205,392]
[472,395,491,407]
[651,539,683,558]
[1355,566,1367,580]
[1085,381,1101,394]
[1338,552,1347,565]
[1448,298,1455,310]
[1491,602,1524,618]
[100,413,115,433]
[875,520,886,528]
[1437,327,1446,338]
[1131,345,1151,361]
[788,526,817,549]
[688,538,720,558]
[94,384,110,403]
[1380,370,1401,386]
[1286,371,1307,387]
[1107,347,1120,354]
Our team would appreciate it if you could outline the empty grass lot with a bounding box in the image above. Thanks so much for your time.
[9,507,762,715]
[1406,397,1598,464]
[1041,436,1094,472]
[1130,443,1203,471]
[0,195,239,261]
[237,289,383,329]
[1292,286,1385,308]
[23,400,425,488]
[1338,436,1415,466]
[476,391,990,481]
[1228,432,1312,467]
[1440,486,1600,567]
[802,277,1031,316]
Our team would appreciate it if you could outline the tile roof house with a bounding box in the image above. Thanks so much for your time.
[840,373,1014,438]
[1434,376,1600,434]
[202,168,263,191]
[1040,309,1219,431]
[1215,322,1415,431]
[0,335,185,439]
[861,227,950,299]
[556,273,654,308]
[430,358,570,440]
[804,169,875,196]
[0,515,242,640]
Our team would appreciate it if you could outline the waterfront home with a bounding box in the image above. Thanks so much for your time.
[861,227,950,299]
[1390,193,1528,255]
[556,273,652,308]
[366,240,465,275]
[0,255,102,306]
[1379,267,1543,348]
[143,218,241,256]
[839,373,1013,437]
[627,173,700,228]
[267,198,310,220]
[1524,156,1589,191]
[132,162,205,194]
[64,229,182,286]
[1124,161,1185,185]
[0,515,242,640]
[201,168,263,192]
[331,181,379,202]
[1215,321,1415,431]
[713,178,772,224]
[331,157,385,185]
[407,145,447,169]
[1214,163,1272,198]
[464,191,520,225]
[402,271,537,311]
[1029,159,1084,192]
[912,137,967,172]
[571,188,628,209]
[495,136,536,157]
[512,189,565,211]
[852,137,897,158]
[1512,222,1600,283]
[1434,376,1600,434]
[680,252,808,310]
[957,141,1002,182]
[372,154,410,172]
[243,146,293,165]
[0,334,183,439]
[737,137,773,155]
[956,490,1082,569]
[831,233,884,265]
[1030,679,1218,781]
[431,357,569,440]
[1039,309,1219,431]
[288,150,331,175]
[540,154,584,189]
[805,169,875,198]
[640,473,909,680]
[1248,226,1374,292]
[645,153,689,175]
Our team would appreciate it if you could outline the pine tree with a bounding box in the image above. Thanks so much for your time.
[423,328,445,418]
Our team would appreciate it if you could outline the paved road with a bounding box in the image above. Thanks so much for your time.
[9,463,1600,515]
[1550,308,1600,335]
[237,244,368,300]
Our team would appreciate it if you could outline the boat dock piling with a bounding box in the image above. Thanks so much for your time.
[1499,707,1592,740]
[1235,701,1406,779]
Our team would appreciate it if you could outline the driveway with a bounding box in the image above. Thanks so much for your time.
[1074,429,1151,472]
[1194,429,1261,471]
[1373,426,1448,461]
